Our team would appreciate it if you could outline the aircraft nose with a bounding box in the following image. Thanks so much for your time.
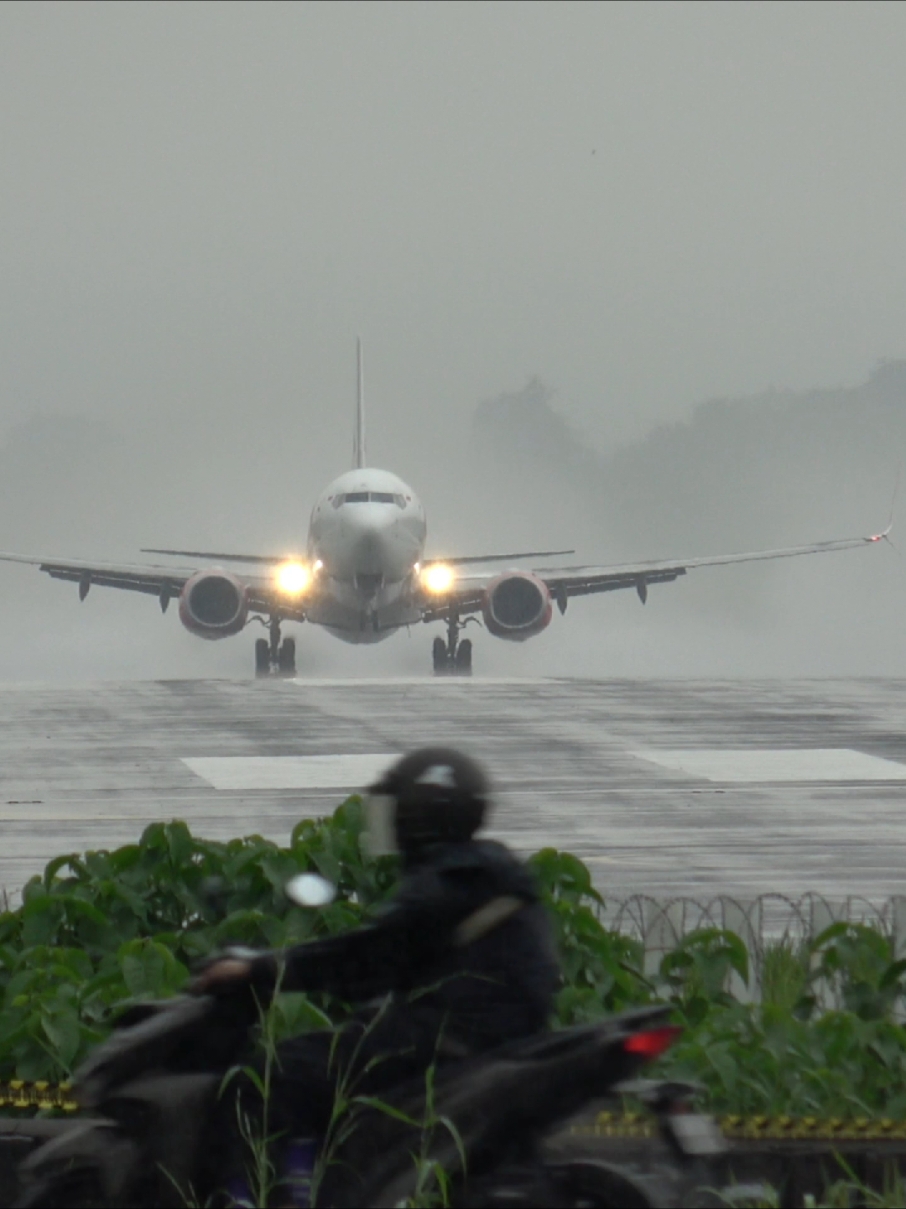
[354,528,385,573]
[348,505,398,573]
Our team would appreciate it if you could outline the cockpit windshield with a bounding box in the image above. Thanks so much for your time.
[332,492,406,508]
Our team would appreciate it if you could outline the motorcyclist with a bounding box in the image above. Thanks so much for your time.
[194,746,562,1179]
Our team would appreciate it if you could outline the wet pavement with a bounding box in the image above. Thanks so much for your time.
[2,676,906,900]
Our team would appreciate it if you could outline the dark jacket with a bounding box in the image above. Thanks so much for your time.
[255,840,561,1051]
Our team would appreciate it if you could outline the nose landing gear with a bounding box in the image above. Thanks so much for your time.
[432,612,474,677]
[254,616,297,678]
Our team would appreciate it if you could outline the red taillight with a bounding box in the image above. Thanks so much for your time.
[623,1025,682,1058]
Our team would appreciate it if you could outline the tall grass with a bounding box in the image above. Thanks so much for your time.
[759,941,810,1015]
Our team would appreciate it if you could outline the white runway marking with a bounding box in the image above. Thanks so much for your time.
[182,754,399,790]
[632,748,906,783]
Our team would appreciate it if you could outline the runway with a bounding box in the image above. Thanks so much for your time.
[2,677,906,901]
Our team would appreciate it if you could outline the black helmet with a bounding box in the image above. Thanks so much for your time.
[365,746,491,857]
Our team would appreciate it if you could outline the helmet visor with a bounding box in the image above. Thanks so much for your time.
[364,792,398,856]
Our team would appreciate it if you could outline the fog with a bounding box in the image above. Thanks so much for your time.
[0,1,904,682]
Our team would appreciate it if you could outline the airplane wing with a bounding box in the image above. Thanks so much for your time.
[0,552,198,597]
[422,549,574,567]
[140,548,301,564]
[142,547,577,568]
[0,552,306,619]
[421,526,891,619]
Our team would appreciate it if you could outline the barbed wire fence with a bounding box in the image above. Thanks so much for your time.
[600,893,906,1005]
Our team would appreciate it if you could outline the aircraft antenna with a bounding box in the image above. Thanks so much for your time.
[354,337,367,468]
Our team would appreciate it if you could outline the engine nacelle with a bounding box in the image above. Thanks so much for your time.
[179,570,248,640]
[482,572,553,642]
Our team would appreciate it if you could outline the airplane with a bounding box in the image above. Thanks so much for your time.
[0,343,892,678]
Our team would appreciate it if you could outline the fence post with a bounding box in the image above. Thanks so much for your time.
[892,897,906,961]
[808,895,846,1010]
[720,897,763,1003]
[642,899,686,979]
[808,895,845,941]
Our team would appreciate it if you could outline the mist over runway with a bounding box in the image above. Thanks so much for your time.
[2,677,906,903]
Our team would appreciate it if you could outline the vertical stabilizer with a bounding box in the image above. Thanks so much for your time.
[353,337,367,468]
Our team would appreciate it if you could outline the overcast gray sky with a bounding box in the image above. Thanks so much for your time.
[2,1,905,452]
[1,0,904,681]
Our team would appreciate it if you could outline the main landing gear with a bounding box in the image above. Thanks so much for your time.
[254,617,296,678]
[432,612,473,677]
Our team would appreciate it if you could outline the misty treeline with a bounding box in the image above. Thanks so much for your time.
[472,361,906,562]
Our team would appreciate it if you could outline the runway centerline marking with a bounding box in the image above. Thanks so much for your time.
[182,754,399,791]
[631,748,906,783]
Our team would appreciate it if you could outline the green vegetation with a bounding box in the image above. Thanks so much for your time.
[0,798,393,1081]
[2,798,906,1120]
[735,1164,906,1208]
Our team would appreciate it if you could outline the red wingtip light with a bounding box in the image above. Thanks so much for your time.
[623,1025,682,1059]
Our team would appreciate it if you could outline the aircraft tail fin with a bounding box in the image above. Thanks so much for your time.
[353,337,367,468]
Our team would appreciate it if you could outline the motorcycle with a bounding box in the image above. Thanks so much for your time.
[12,876,727,1207]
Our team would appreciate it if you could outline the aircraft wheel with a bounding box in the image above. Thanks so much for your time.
[278,637,297,676]
[432,636,450,676]
[454,638,472,677]
[255,638,270,678]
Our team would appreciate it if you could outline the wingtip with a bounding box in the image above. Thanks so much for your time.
[868,520,894,543]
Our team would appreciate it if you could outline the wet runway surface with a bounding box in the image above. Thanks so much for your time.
[2,677,906,901]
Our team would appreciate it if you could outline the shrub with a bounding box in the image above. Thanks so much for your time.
[0,798,395,1080]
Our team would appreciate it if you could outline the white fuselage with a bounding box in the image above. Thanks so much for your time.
[305,467,427,642]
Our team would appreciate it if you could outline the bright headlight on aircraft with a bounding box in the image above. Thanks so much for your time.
[422,563,455,594]
[276,562,312,595]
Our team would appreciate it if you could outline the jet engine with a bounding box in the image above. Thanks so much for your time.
[179,570,249,639]
[482,572,553,641]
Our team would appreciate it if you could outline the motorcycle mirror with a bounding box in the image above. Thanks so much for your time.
[285,872,337,908]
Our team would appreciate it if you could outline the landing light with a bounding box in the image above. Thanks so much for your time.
[422,563,455,594]
[276,562,312,595]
